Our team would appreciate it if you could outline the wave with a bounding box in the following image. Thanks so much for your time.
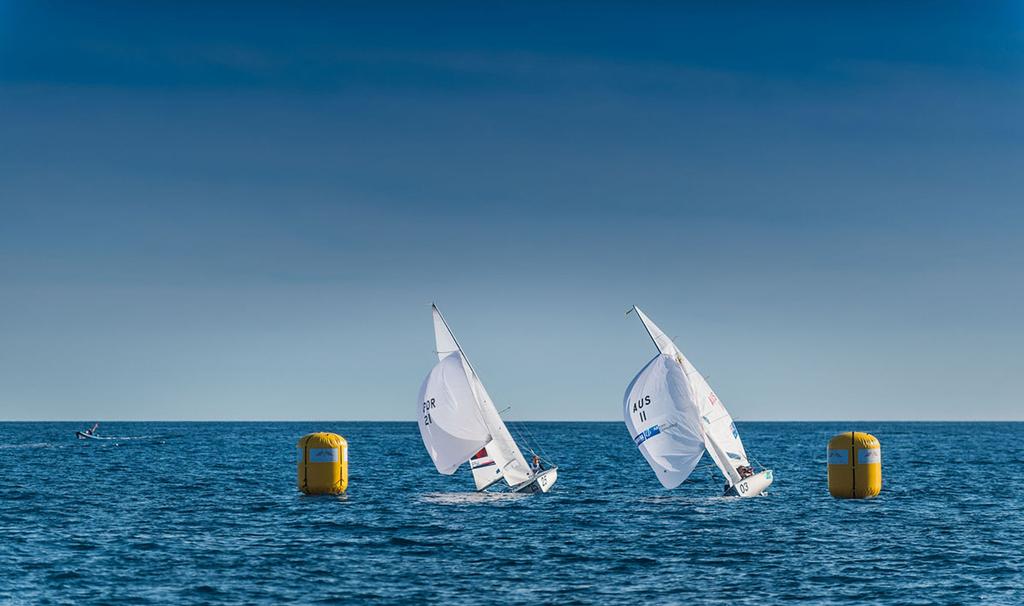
[0,442,53,449]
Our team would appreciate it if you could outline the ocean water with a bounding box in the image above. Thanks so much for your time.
[0,422,1021,605]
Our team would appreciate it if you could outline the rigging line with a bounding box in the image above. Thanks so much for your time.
[502,407,534,455]
[514,421,541,460]
[517,419,554,465]
[511,416,539,454]
[510,419,543,461]
[504,409,553,465]
[505,414,528,447]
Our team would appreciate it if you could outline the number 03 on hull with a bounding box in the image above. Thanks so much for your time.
[623,306,773,498]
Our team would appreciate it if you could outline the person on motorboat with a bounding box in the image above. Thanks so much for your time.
[84,423,99,436]
[531,454,545,473]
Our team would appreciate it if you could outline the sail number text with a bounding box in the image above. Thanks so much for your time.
[422,398,436,425]
[631,395,651,423]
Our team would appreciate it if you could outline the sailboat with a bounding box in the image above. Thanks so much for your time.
[417,304,558,494]
[623,306,773,497]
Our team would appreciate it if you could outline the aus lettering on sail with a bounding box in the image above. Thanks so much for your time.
[629,393,662,446]
[629,395,651,422]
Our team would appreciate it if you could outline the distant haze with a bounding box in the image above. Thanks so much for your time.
[1,3,1021,421]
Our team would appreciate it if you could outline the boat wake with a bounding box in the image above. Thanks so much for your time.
[0,442,53,450]
[419,492,528,506]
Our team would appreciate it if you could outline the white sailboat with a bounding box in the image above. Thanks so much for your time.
[417,304,558,494]
[623,306,773,497]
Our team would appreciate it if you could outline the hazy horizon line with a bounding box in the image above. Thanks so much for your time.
[4,419,1020,423]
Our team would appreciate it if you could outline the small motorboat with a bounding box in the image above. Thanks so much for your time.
[76,431,117,440]
[76,423,104,440]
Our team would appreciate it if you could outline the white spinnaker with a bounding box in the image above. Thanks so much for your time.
[432,305,533,487]
[624,354,707,489]
[632,307,749,484]
[417,352,492,474]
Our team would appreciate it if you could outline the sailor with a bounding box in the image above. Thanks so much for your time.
[531,454,544,473]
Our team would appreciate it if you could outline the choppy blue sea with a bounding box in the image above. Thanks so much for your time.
[1,422,1021,604]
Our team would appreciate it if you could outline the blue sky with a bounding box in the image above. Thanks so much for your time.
[1,3,1021,420]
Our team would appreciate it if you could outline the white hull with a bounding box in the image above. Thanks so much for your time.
[512,467,558,494]
[725,469,773,497]
[75,432,111,440]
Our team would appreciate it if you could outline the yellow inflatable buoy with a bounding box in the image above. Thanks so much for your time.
[827,431,881,499]
[297,432,348,495]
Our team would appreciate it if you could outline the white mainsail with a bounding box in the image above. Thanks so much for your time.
[421,305,533,488]
[627,307,751,488]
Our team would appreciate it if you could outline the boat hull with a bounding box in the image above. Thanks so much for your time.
[512,467,558,494]
[75,432,120,441]
[725,469,773,497]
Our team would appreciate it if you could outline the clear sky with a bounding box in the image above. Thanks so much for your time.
[1,3,1021,421]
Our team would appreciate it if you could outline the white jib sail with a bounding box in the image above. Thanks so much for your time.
[624,354,707,488]
[417,351,492,474]
[632,307,749,486]
[431,305,533,487]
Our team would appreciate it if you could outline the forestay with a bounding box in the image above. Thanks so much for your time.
[417,352,491,474]
[623,354,707,489]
